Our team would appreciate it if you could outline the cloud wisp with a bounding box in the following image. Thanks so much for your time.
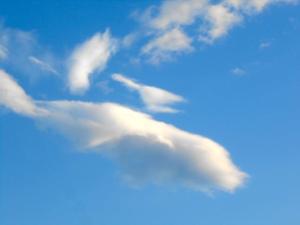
[67,30,117,94]
[0,24,60,80]
[231,67,246,76]
[29,56,58,75]
[0,69,247,193]
[141,28,193,63]
[112,73,185,113]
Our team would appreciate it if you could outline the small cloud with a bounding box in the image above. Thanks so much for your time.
[259,41,271,49]
[67,29,118,94]
[231,67,246,76]
[122,32,139,48]
[28,56,58,75]
[112,73,185,113]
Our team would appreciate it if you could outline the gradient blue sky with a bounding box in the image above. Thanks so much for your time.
[0,1,300,225]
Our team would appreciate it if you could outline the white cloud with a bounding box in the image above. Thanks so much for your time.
[259,41,271,49]
[0,70,247,193]
[148,0,208,30]
[29,56,58,75]
[140,0,298,60]
[67,30,117,94]
[122,32,139,48]
[226,0,270,11]
[142,28,193,63]
[0,70,44,116]
[227,0,299,12]
[231,67,246,76]
[112,73,185,113]
[200,3,242,42]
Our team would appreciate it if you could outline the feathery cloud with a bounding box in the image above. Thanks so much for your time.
[28,56,58,75]
[67,30,117,94]
[142,28,193,63]
[0,70,247,193]
[112,73,185,113]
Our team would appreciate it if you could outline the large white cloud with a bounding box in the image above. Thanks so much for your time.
[112,73,185,113]
[67,30,117,94]
[0,70,247,193]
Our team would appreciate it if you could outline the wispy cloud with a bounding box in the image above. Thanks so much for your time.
[231,67,246,76]
[0,70,44,116]
[0,24,59,80]
[0,44,7,60]
[96,80,114,94]
[0,69,247,193]
[122,32,140,48]
[141,28,193,63]
[67,30,117,94]
[112,73,185,113]
[29,56,58,75]
[199,3,241,43]
[259,41,271,49]
[138,0,298,62]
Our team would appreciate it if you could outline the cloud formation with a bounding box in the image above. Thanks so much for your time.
[140,0,298,62]
[112,73,185,113]
[0,69,247,193]
[67,30,117,94]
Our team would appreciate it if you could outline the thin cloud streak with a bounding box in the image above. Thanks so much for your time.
[29,56,58,75]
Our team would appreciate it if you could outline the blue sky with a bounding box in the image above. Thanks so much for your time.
[0,0,300,225]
